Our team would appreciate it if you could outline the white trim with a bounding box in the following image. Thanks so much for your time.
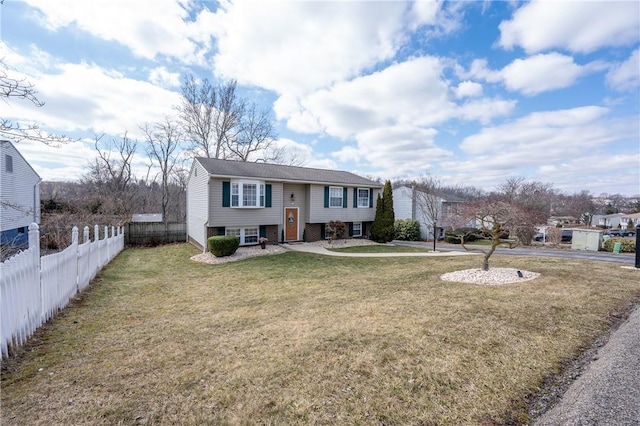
[230,179,265,208]
[329,186,343,208]
[352,222,362,237]
[226,226,259,246]
[356,188,369,208]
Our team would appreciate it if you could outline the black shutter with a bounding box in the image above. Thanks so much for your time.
[265,184,272,208]
[369,189,373,208]
[259,225,267,238]
[320,224,326,240]
[348,222,354,236]
[222,182,230,207]
[324,186,329,208]
[353,188,358,208]
[343,187,348,208]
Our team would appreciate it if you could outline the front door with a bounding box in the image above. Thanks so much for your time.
[285,207,298,241]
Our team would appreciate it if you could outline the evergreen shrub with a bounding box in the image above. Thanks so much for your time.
[394,219,421,241]
[602,238,636,253]
[208,236,240,257]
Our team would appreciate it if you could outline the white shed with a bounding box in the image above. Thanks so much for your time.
[571,229,603,252]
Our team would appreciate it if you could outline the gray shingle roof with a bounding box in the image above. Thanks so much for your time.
[195,157,383,187]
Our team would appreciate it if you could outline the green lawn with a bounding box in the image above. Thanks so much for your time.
[2,243,639,425]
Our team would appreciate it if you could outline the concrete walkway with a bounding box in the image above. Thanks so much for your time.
[280,242,478,257]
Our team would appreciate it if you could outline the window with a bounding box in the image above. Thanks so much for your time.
[352,222,362,237]
[5,154,13,173]
[243,183,257,207]
[329,186,343,208]
[357,188,370,208]
[226,227,259,245]
[244,227,258,244]
[226,228,241,238]
[231,183,239,207]
[230,180,264,208]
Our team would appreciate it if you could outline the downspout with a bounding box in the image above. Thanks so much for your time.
[203,221,208,254]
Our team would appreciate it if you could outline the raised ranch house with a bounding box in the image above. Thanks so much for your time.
[187,158,383,249]
[0,140,41,248]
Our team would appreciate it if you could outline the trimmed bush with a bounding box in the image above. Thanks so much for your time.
[444,227,482,244]
[395,219,421,241]
[602,238,636,253]
[208,235,240,257]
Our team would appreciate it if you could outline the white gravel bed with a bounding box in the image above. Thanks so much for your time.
[441,268,540,285]
[190,238,379,264]
[190,244,287,264]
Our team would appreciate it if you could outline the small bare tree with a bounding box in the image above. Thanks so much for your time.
[82,132,139,219]
[414,175,444,249]
[141,119,181,223]
[457,198,526,271]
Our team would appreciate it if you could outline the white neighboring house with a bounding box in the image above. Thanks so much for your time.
[618,212,640,229]
[0,140,41,248]
[392,185,469,240]
[593,213,626,229]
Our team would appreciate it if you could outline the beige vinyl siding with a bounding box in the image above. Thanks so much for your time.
[186,161,209,248]
[0,141,40,232]
[209,179,283,227]
[307,184,379,224]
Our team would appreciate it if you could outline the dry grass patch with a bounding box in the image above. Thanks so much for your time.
[2,244,639,425]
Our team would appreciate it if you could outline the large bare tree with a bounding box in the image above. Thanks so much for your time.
[1,60,73,145]
[176,75,276,161]
[141,119,181,223]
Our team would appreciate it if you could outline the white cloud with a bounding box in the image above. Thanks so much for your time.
[455,81,483,98]
[501,53,586,95]
[5,58,182,138]
[209,1,413,96]
[459,53,600,96]
[460,106,616,155]
[606,49,640,92]
[23,0,214,63]
[499,1,640,54]
[149,66,181,88]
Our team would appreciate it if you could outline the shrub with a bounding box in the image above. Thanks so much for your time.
[208,236,240,257]
[327,220,346,241]
[602,238,636,253]
[394,219,421,241]
[444,227,482,244]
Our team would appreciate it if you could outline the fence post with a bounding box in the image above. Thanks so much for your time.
[95,224,100,269]
[72,226,79,291]
[29,223,43,324]
[83,226,90,244]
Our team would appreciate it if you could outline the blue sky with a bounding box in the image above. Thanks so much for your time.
[2,0,639,196]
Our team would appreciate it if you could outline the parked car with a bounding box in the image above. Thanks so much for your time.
[533,230,572,243]
[604,229,624,237]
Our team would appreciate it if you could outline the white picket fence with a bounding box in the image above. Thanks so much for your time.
[0,223,124,357]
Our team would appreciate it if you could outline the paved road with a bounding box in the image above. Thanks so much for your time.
[534,306,640,425]
[394,240,637,265]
